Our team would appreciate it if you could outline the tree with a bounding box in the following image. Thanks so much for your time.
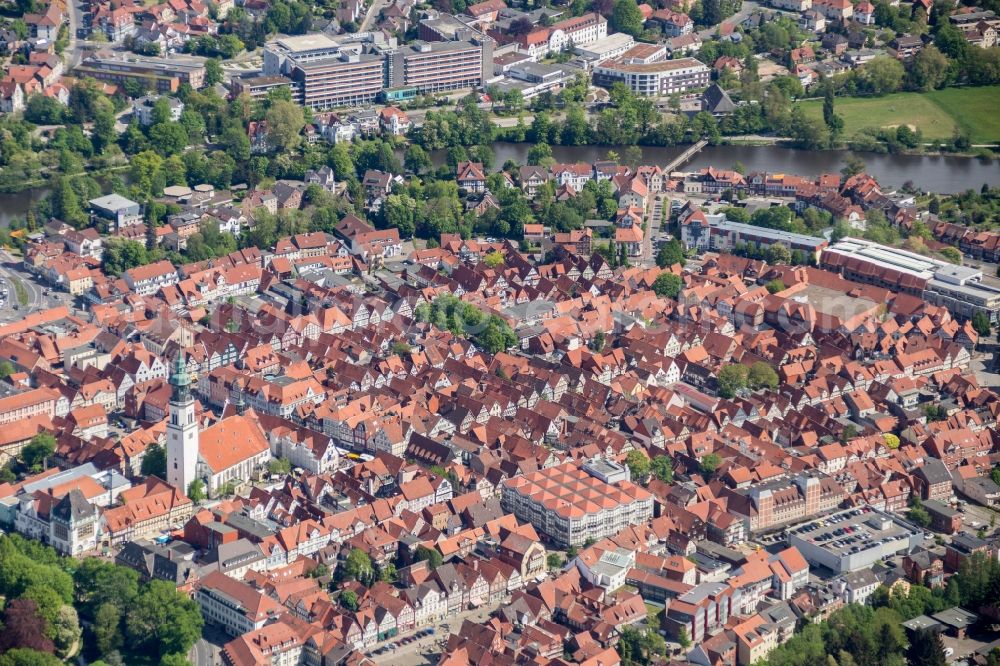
[73,558,140,619]
[625,450,651,484]
[765,278,786,294]
[204,58,223,86]
[748,362,779,390]
[378,562,397,582]
[789,106,830,150]
[526,142,553,166]
[340,590,358,610]
[699,453,722,476]
[0,599,56,655]
[264,100,305,153]
[883,433,900,449]
[148,122,189,157]
[0,650,63,666]
[700,0,741,25]
[343,548,373,581]
[767,243,792,265]
[652,272,682,298]
[158,654,191,666]
[382,194,417,238]
[590,330,606,352]
[141,443,166,478]
[414,545,443,570]
[21,433,55,471]
[860,56,906,95]
[677,625,691,649]
[716,364,748,398]
[483,251,504,268]
[102,239,153,276]
[966,47,1000,86]
[822,84,843,145]
[404,144,431,175]
[907,628,947,666]
[972,311,991,337]
[0,360,15,379]
[186,479,205,502]
[268,458,292,475]
[655,239,686,268]
[25,95,65,125]
[50,605,81,658]
[125,580,204,659]
[93,602,124,657]
[907,496,932,527]
[908,45,949,91]
[939,246,962,263]
[651,455,673,484]
[547,553,563,571]
[22,584,64,629]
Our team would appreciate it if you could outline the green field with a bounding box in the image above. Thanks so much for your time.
[797,86,1000,145]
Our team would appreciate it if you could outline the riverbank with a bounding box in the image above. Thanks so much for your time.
[3,137,999,227]
[720,134,997,158]
[0,164,131,226]
[450,142,1000,193]
[0,160,131,195]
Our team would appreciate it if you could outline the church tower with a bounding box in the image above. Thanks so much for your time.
[166,354,199,496]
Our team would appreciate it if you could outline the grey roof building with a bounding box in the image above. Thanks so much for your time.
[116,539,198,585]
[701,83,737,117]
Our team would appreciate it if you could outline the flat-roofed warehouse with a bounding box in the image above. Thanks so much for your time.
[787,505,923,573]
[821,237,1000,322]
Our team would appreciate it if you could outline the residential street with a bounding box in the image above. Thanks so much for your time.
[642,193,669,267]
[359,0,389,32]
[0,251,75,322]
[695,0,761,39]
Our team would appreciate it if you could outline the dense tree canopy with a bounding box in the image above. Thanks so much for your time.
[414,295,517,354]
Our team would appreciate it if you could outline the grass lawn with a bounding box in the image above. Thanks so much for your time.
[646,602,664,625]
[8,276,27,307]
[925,87,1000,145]
[796,86,1000,144]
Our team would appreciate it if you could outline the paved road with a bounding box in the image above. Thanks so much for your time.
[189,624,228,666]
[405,106,537,130]
[970,351,1000,390]
[358,0,389,32]
[0,253,43,310]
[0,251,74,323]
[643,193,669,267]
[191,638,216,666]
[65,0,94,69]
[695,0,760,39]
[65,0,80,67]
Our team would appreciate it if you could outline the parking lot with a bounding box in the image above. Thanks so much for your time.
[371,603,498,665]
[370,625,449,666]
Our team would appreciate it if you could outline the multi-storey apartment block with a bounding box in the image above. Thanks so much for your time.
[501,460,653,548]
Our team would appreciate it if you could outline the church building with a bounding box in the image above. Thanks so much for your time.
[167,356,271,498]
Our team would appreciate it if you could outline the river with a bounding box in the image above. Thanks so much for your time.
[479,142,1000,194]
[3,142,997,226]
[0,188,46,228]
